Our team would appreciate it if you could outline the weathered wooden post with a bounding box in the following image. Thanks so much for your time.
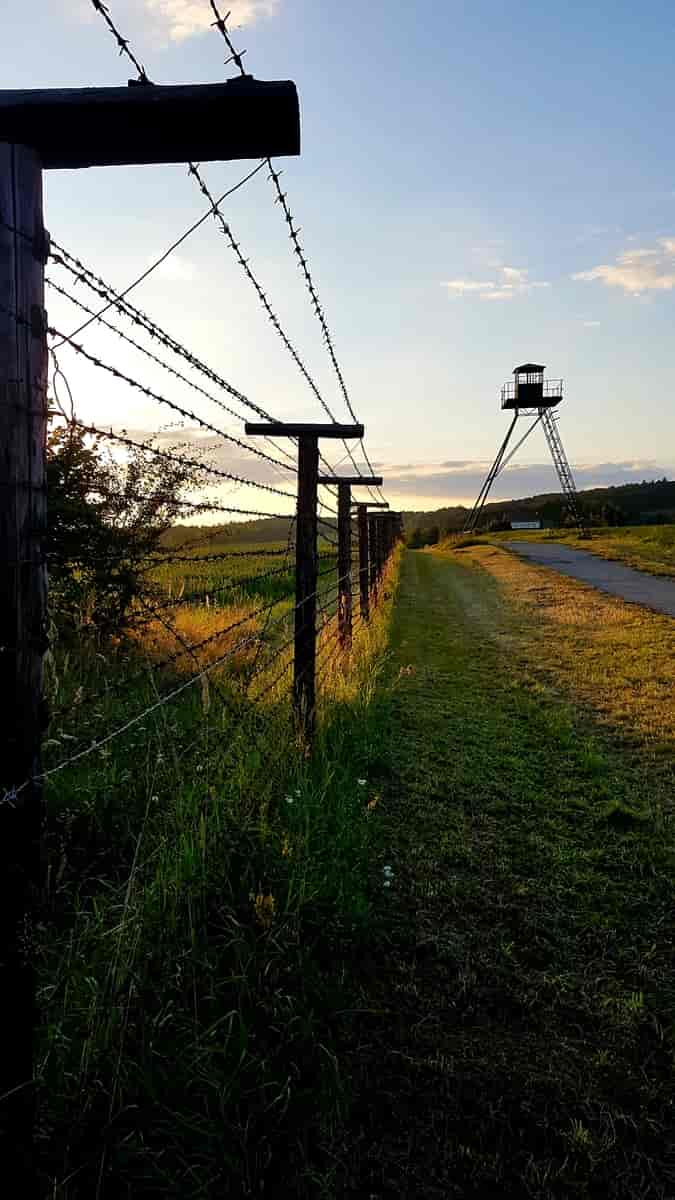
[356,505,370,622]
[0,73,301,1173]
[246,424,364,738]
[0,143,48,1175]
[382,514,392,568]
[318,475,382,647]
[356,505,388,612]
[368,514,379,596]
[376,514,387,582]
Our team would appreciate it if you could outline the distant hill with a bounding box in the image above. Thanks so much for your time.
[161,478,675,547]
[161,514,336,549]
[400,478,675,535]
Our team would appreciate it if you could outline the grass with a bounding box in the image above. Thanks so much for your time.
[37,540,675,1195]
[37,548,399,1198]
[450,523,675,579]
[329,546,675,1197]
[149,539,337,609]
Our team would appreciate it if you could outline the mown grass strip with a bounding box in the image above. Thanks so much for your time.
[332,548,675,1199]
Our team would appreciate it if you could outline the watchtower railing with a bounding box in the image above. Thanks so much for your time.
[500,378,563,409]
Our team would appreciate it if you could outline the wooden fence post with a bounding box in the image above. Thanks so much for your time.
[246,423,365,739]
[294,433,319,736]
[376,515,386,582]
[318,476,382,640]
[357,504,369,623]
[368,514,378,597]
[355,499,388,618]
[0,142,48,1174]
[336,481,352,650]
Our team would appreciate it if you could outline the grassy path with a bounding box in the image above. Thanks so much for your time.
[334,549,675,1198]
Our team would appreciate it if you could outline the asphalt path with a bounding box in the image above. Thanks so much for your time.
[503,541,675,619]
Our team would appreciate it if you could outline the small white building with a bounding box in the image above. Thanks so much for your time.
[510,519,542,531]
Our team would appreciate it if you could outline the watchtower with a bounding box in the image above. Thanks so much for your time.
[465,361,584,533]
[501,363,563,411]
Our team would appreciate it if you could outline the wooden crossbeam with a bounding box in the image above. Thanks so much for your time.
[318,475,383,486]
[0,78,300,169]
[245,422,364,438]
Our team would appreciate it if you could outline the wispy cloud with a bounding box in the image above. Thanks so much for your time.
[573,238,675,295]
[382,459,674,504]
[150,253,196,283]
[143,0,280,43]
[106,430,673,510]
[441,265,550,302]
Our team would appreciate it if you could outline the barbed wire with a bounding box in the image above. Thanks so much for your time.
[42,542,302,573]
[143,544,299,569]
[185,161,338,425]
[49,328,299,494]
[133,561,299,621]
[151,525,299,558]
[50,157,267,347]
[206,0,385,503]
[84,0,367,491]
[46,556,350,738]
[47,588,291,729]
[315,615,365,690]
[207,0,352,415]
[49,243,279,429]
[137,593,235,710]
[239,511,296,686]
[58,416,295,504]
[89,0,150,82]
[38,568,352,792]
[46,275,295,478]
[83,0,370,489]
[48,240,330,477]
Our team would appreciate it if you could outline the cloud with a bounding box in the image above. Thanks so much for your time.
[441,266,550,302]
[582,320,601,327]
[441,280,494,294]
[150,254,196,283]
[102,429,673,513]
[501,266,526,283]
[380,459,674,505]
[143,0,280,43]
[573,238,675,295]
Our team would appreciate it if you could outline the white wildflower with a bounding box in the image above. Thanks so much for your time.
[357,779,367,787]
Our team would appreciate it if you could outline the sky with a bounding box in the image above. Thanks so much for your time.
[4,0,675,514]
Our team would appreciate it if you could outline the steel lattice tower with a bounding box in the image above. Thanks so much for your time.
[464,363,584,533]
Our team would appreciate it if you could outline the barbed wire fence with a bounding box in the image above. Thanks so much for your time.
[0,8,409,1169]
[0,0,403,817]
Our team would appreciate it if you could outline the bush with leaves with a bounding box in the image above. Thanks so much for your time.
[46,422,208,641]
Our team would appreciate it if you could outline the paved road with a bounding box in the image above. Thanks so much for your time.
[503,541,675,619]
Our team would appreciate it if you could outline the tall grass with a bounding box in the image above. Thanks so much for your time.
[36,547,401,1197]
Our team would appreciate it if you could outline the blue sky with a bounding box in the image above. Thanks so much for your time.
[6,0,675,511]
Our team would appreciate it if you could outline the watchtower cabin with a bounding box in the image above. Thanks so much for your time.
[501,363,563,411]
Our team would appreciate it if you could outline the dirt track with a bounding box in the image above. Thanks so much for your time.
[504,541,675,618]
